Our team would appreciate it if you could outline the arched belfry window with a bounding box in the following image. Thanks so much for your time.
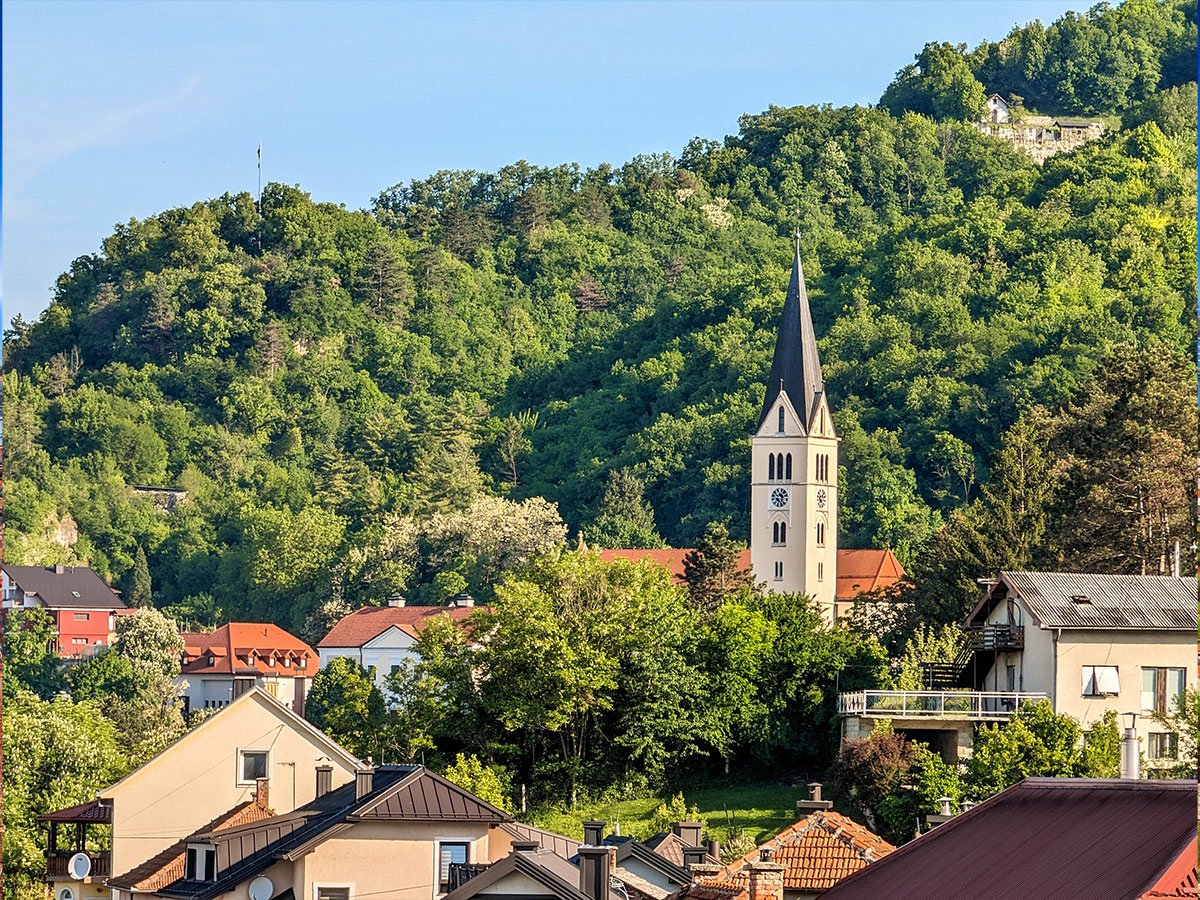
[779,521,787,543]
[768,455,775,481]
[778,407,785,433]
[785,454,792,480]
[816,520,826,546]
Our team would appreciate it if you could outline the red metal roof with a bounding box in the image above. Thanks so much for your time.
[720,811,893,892]
[181,623,317,675]
[820,778,1198,900]
[38,799,112,823]
[598,548,906,600]
[317,605,478,649]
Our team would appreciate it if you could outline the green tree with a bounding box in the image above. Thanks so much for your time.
[1150,688,1198,778]
[2,608,64,698]
[2,691,128,900]
[128,545,153,608]
[442,753,511,811]
[306,656,387,761]
[682,522,751,613]
[587,468,666,549]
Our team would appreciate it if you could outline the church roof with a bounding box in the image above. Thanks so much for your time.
[759,234,825,431]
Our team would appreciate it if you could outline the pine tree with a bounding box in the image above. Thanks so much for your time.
[129,546,153,609]
[683,522,751,612]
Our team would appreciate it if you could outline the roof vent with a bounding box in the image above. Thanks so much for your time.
[71,591,81,598]
[1070,595,1092,605]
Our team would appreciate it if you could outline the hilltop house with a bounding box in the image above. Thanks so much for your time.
[603,236,905,625]
[1,564,129,659]
[317,597,480,695]
[40,688,360,900]
[178,623,319,716]
[975,94,1105,163]
[818,778,1198,900]
[838,571,1197,763]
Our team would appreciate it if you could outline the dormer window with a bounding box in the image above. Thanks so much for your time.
[208,656,215,666]
[185,844,218,881]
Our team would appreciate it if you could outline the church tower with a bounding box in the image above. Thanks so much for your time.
[750,233,839,618]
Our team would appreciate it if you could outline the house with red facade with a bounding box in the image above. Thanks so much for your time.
[1,564,128,659]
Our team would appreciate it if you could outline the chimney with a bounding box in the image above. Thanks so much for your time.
[707,838,721,862]
[355,766,374,800]
[1120,714,1140,779]
[316,765,333,798]
[254,777,270,809]
[452,594,475,608]
[682,847,709,871]
[795,781,833,814]
[747,848,784,900]
[511,841,539,853]
[925,797,957,827]
[55,563,65,575]
[578,846,613,900]
[386,594,406,608]
[672,820,703,847]
[582,820,606,846]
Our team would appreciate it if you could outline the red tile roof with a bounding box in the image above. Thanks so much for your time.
[820,778,1199,900]
[598,549,906,600]
[108,798,276,891]
[671,879,749,900]
[317,605,479,649]
[181,623,317,676]
[719,812,892,893]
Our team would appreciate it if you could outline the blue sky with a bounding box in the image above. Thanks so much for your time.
[3,0,1086,327]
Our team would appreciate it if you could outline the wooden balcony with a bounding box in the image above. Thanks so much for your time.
[838,690,1047,720]
[967,624,1025,651]
[45,850,111,880]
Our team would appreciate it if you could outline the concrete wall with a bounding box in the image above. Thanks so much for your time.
[103,691,357,876]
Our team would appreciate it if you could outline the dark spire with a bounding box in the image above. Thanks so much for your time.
[758,230,825,430]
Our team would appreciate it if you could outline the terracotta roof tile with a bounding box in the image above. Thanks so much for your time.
[108,799,276,891]
[180,623,317,676]
[598,549,906,601]
[317,605,480,649]
[719,812,893,892]
[671,879,749,900]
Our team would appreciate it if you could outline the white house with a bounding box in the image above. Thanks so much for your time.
[317,598,479,695]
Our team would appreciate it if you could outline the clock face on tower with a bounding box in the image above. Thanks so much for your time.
[770,488,789,508]
[817,489,827,509]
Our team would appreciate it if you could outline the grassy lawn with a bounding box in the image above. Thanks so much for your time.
[526,781,810,845]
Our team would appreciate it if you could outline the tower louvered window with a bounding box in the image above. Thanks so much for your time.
[785,454,792,480]
[769,455,775,481]
[778,407,785,433]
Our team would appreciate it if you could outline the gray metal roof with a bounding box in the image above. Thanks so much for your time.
[758,233,825,432]
[3,565,127,610]
[1001,571,1197,630]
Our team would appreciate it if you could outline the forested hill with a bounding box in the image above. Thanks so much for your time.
[4,0,1196,635]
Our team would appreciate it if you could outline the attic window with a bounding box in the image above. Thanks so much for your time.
[208,656,215,666]
[1071,595,1092,605]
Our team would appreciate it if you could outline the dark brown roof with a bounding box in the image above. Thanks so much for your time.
[640,832,718,869]
[501,822,582,858]
[719,811,893,892]
[3,565,127,610]
[38,799,112,823]
[820,778,1198,900]
[441,848,590,900]
[158,766,512,900]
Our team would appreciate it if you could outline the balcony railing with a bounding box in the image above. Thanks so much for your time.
[838,690,1048,720]
[967,624,1024,651]
[45,850,111,880]
[447,863,491,892]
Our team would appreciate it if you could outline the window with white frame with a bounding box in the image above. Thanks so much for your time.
[184,844,217,881]
[437,842,470,894]
[238,749,268,784]
[1081,665,1119,697]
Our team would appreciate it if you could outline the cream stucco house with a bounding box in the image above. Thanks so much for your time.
[41,688,360,900]
[963,571,1196,762]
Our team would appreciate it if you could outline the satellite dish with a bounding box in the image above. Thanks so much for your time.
[248,876,274,900]
[57,888,75,900]
[67,853,91,880]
